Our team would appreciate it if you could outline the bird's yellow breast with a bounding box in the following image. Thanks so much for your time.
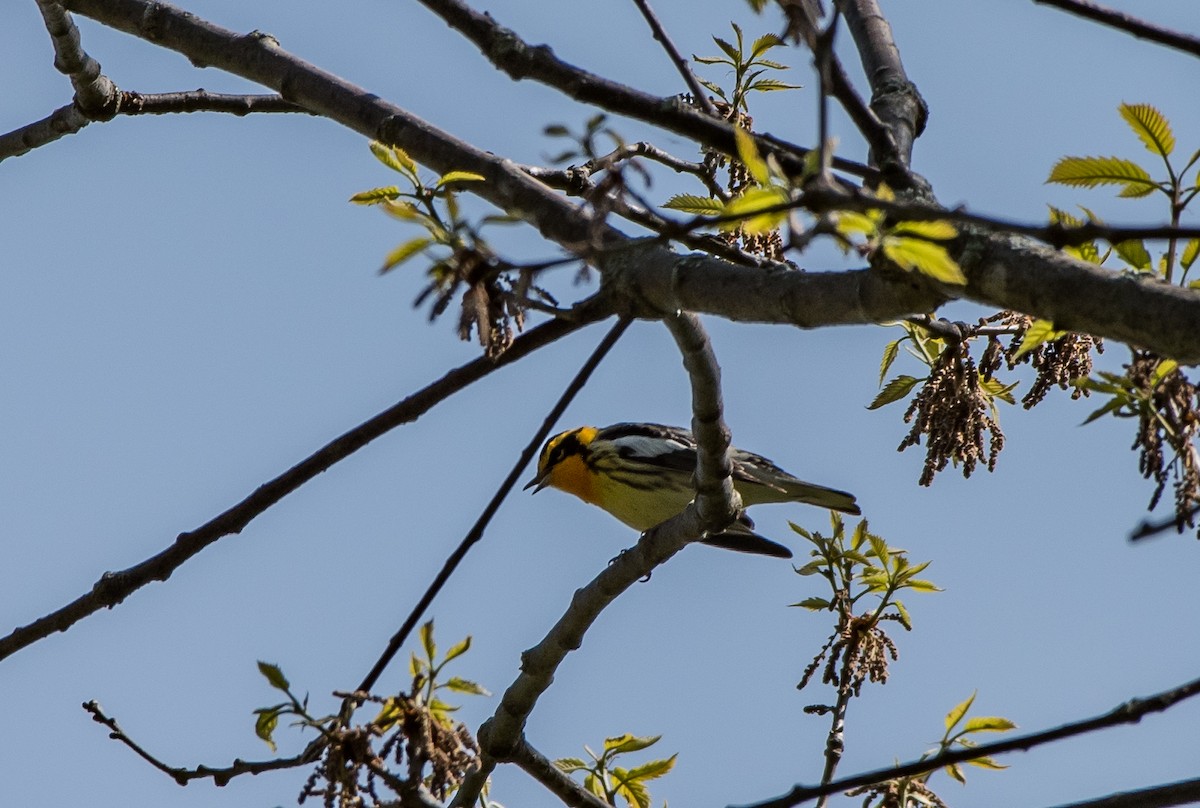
[546,452,598,505]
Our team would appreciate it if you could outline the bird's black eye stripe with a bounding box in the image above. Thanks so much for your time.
[547,432,585,465]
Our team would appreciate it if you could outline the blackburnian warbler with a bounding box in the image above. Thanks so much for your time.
[524,423,859,558]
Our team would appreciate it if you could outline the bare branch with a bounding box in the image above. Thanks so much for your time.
[354,315,632,695]
[630,0,719,118]
[0,104,91,161]
[835,0,926,171]
[36,0,117,112]
[738,670,1200,808]
[509,738,613,808]
[84,700,307,786]
[1045,775,1200,808]
[0,301,607,664]
[120,89,309,115]
[1034,0,1200,59]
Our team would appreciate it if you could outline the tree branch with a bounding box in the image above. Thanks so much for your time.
[0,300,607,663]
[355,315,631,695]
[738,670,1200,808]
[1033,0,1200,59]
[509,738,614,808]
[1045,775,1200,808]
[84,700,308,786]
[630,0,718,118]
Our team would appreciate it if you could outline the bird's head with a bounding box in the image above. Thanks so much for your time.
[524,426,599,496]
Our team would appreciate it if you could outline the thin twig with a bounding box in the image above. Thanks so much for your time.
[509,738,613,808]
[84,700,308,786]
[736,671,1200,808]
[355,314,632,695]
[629,0,718,118]
[120,89,309,115]
[0,299,608,664]
[1034,0,1200,59]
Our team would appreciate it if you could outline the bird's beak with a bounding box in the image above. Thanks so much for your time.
[523,469,549,493]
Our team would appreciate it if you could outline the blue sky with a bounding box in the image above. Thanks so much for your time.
[3,1,1199,806]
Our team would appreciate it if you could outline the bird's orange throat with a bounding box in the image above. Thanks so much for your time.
[548,452,598,504]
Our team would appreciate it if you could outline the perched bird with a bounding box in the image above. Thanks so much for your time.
[524,422,859,558]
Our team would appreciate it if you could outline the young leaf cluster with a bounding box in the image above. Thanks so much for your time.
[848,693,1015,808]
[692,23,800,114]
[351,142,534,357]
[554,734,676,808]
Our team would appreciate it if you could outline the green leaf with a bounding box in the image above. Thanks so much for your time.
[622,755,677,783]
[790,596,831,611]
[1151,358,1179,387]
[605,734,661,755]
[893,599,912,630]
[370,141,418,177]
[253,707,281,752]
[962,716,1017,733]
[945,762,967,784]
[1081,396,1126,425]
[879,339,902,386]
[746,78,802,93]
[1012,319,1063,361]
[614,775,651,808]
[835,210,879,239]
[257,661,290,692]
[964,755,1009,770]
[1182,238,1200,270]
[583,773,606,800]
[1047,156,1156,197]
[868,375,922,410]
[722,186,789,233]
[712,36,740,63]
[904,578,942,593]
[662,194,725,215]
[750,33,784,58]
[945,692,976,731]
[379,237,432,275]
[555,757,590,773]
[435,171,486,188]
[444,676,491,696]
[733,126,771,186]
[1119,102,1175,158]
[420,620,436,662]
[443,636,471,663]
[980,375,1018,405]
[889,220,957,241]
[1113,239,1152,270]
[693,55,729,66]
[881,236,967,285]
[349,186,401,205]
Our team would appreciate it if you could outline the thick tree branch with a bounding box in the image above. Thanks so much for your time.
[36,0,116,112]
[1046,775,1200,808]
[0,302,607,663]
[835,0,926,171]
[739,670,1200,808]
[54,0,1200,360]
[1034,0,1200,59]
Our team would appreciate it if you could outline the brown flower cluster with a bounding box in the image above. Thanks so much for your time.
[845,776,949,808]
[300,693,479,808]
[986,312,1103,408]
[900,339,1004,487]
[1127,352,1200,532]
[800,612,898,699]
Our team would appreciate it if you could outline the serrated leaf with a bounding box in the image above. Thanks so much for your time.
[882,237,966,285]
[733,127,771,186]
[435,171,486,188]
[750,33,784,58]
[945,762,967,784]
[257,661,290,692]
[746,78,802,93]
[790,596,831,611]
[1119,102,1174,158]
[712,36,740,63]
[1080,396,1126,426]
[1047,156,1156,196]
[379,237,432,275]
[904,578,941,593]
[794,560,824,576]
[370,141,417,177]
[605,734,661,755]
[964,755,1009,770]
[693,55,729,66]
[980,375,1018,405]
[889,220,957,240]
[879,339,902,386]
[443,636,471,663]
[962,716,1017,733]
[349,186,401,205]
[1113,239,1152,270]
[868,375,921,410]
[753,58,790,70]
[722,186,789,233]
[554,757,589,773]
[945,692,976,731]
[584,773,606,800]
[1182,238,1200,270]
[615,776,651,808]
[622,755,676,783]
[893,599,912,629]
[381,199,423,221]
[834,211,879,239]
[420,620,436,662]
[662,194,725,215]
[1012,319,1062,360]
[254,707,280,752]
[444,676,491,696]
